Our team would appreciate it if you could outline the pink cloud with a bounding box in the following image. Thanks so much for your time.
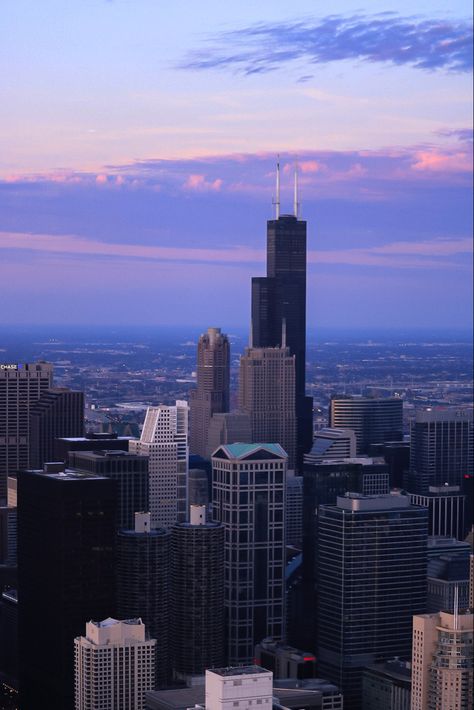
[184,173,223,191]
[412,150,473,172]
[300,160,322,174]
[95,174,109,184]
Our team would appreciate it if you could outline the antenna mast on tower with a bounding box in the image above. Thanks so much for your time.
[293,158,300,219]
[273,157,280,219]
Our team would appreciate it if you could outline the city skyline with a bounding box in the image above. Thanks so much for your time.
[1,0,472,330]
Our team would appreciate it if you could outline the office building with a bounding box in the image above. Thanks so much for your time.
[317,492,428,710]
[188,467,210,508]
[304,428,356,464]
[255,638,316,680]
[411,609,473,710]
[171,505,225,680]
[206,411,252,460]
[75,618,156,710]
[329,396,403,455]
[251,193,313,466]
[0,503,17,566]
[286,471,303,548]
[0,588,18,690]
[190,327,230,458]
[18,465,116,710]
[409,407,474,494]
[29,387,84,468]
[212,443,287,665]
[0,362,53,501]
[427,535,471,561]
[116,512,170,687]
[130,401,189,529]
[427,553,470,613]
[239,345,296,469]
[368,440,410,489]
[69,449,149,530]
[205,667,272,710]
[54,431,131,462]
[362,658,411,710]
[409,485,466,540]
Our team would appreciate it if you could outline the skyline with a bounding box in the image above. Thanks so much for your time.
[1,0,472,329]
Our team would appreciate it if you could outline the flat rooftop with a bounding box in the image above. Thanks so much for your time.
[210,665,268,677]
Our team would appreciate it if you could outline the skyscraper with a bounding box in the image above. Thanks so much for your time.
[329,395,403,455]
[251,179,313,466]
[212,443,286,665]
[74,618,156,710]
[190,327,230,458]
[206,411,252,460]
[317,492,428,710]
[408,407,474,494]
[304,427,357,464]
[69,449,149,531]
[239,345,297,469]
[116,512,170,687]
[29,387,84,469]
[171,505,225,680]
[130,401,189,529]
[0,362,53,502]
[18,465,116,710]
[411,608,473,710]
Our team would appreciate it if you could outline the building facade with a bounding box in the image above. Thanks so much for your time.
[212,443,287,665]
[409,486,466,540]
[362,658,412,710]
[329,396,403,455]
[206,412,252,460]
[304,428,356,464]
[29,387,84,469]
[317,493,428,710]
[239,346,296,469]
[190,327,230,458]
[74,618,156,710]
[130,401,188,529]
[0,362,53,502]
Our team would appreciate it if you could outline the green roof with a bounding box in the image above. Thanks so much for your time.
[217,443,286,459]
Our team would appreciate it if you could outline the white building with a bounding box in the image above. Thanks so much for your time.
[204,666,273,710]
[74,617,156,710]
[304,428,356,464]
[130,401,189,529]
[411,607,473,710]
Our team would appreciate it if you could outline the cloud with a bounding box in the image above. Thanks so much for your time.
[184,174,223,191]
[179,14,473,75]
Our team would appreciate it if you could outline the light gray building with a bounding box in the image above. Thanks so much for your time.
[304,428,356,465]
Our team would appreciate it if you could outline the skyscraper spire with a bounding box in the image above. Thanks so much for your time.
[293,158,299,219]
[274,157,280,219]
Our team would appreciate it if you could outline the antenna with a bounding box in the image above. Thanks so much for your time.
[281,318,287,348]
[273,156,280,219]
[249,319,253,349]
[454,584,459,629]
[293,158,299,218]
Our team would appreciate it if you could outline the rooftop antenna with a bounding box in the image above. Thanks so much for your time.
[293,158,299,219]
[249,318,254,349]
[281,318,287,349]
[273,156,280,219]
[454,584,459,629]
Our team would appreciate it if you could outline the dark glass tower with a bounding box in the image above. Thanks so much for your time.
[251,213,312,466]
[17,466,116,710]
[29,387,84,469]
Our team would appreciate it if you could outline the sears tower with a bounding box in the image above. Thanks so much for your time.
[251,163,313,467]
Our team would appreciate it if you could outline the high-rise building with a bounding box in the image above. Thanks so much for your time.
[317,492,428,710]
[409,485,466,540]
[18,465,116,710]
[206,411,252,460]
[0,503,17,566]
[190,327,230,458]
[130,401,189,529]
[304,428,357,464]
[251,198,313,467]
[427,553,470,613]
[255,638,316,680]
[411,608,473,710]
[116,512,170,687]
[0,362,53,502]
[188,467,210,508]
[408,407,474,494]
[205,667,273,710]
[29,387,84,469]
[212,443,287,665]
[171,505,225,680]
[286,471,303,548]
[362,658,412,710]
[329,395,403,455]
[74,618,156,710]
[239,345,297,469]
[69,449,149,530]
[54,432,131,462]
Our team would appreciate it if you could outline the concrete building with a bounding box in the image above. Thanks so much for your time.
[74,618,156,710]
[212,443,287,665]
[408,407,473,494]
[29,387,84,469]
[411,608,473,710]
[204,667,273,710]
[0,362,53,502]
[362,658,411,710]
[116,512,170,687]
[304,428,356,464]
[239,346,297,469]
[409,485,466,540]
[286,471,303,548]
[130,401,189,529]
[171,506,225,681]
[69,449,149,531]
[190,328,230,458]
[328,395,403,455]
[206,412,252,460]
[317,492,428,710]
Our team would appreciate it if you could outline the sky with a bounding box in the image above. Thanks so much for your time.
[0,0,472,331]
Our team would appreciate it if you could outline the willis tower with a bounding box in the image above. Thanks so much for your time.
[251,163,313,467]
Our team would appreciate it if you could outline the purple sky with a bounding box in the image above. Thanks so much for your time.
[1,1,472,330]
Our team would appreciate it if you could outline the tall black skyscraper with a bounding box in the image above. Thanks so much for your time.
[29,387,84,469]
[251,171,312,466]
[17,465,116,710]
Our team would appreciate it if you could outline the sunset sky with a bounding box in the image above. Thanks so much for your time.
[1,0,472,330]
